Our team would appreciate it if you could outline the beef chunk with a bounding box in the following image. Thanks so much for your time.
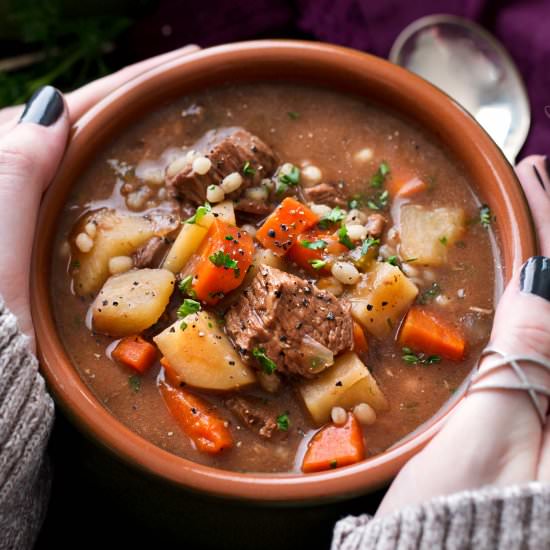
[302,182,347,207]
[132,236,165,268]
[166,127,278,210]
[225,265,353,378]
[365,213,386,237]
[225,396,280,439]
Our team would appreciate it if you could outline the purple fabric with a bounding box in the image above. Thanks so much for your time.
[129,0,550,158]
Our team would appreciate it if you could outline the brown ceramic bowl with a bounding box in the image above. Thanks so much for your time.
[31,41,535,507]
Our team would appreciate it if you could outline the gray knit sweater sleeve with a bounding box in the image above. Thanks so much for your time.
[332,482,550,550]
[0,297,54,550]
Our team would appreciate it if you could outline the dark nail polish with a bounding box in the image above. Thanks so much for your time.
[533,165,546,190]
[19,85,63,126]
[520,256,550,301]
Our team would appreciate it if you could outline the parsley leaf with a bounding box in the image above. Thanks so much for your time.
[242,161,256,176]
[276,413,290,431]
[402,347,441,365]
[367,189,389,211]
[337,226,355,249]
[361,237,380,256]
[386,255,399,266]
[370,161,391,188]
[177,298,201,318]
[287,111,300,120]
[418,282,441,304]
[209,250,240,277]
[180,320,188,331]
[252,347,277,374]
[480,204,492,228]
[348,195,363,209]
[309,259,327,270]
[276,165,300,194]
[178,275,197,297]
[318,206,346,229]
[439,236,448,246]
[300,239,327,250]
[128,375,141,393]
[186,202,212,224]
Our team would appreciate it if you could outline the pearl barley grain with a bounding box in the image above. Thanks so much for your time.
[331,261,360,285]
[75,232,94,253]
[354,148,374,163]
[192,156,211,175]
[84,222,97,238]
[301,165,322,185]
[221,172,243,193]
[331,406,347,426]
[206,184,225,203]
[353,403,376,425]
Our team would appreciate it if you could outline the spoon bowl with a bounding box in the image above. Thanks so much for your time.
[390,14,530,163]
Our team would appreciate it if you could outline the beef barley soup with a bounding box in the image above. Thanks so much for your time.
[51,83,500,473]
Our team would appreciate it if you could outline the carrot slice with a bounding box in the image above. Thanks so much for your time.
[159,381,233,454]
[389,177,428,199]
[352,321,369,355]
[398,306,466,360]
[256,197,319,256]
[111,336,157,373]
[184,219,254,304]
[287,229,347,274]
[302,413,365,473]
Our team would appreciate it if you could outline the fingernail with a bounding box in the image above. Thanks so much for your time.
[520,256,550,301]
[19,85,63,126]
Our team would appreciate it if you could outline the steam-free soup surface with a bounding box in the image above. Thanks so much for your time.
[51,83,499,473]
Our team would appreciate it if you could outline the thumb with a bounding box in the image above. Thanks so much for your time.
[0,86,69,340]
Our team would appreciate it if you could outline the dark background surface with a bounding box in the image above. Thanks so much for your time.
[1,0,548,548]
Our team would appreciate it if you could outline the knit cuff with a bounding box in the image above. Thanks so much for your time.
[332,482,550,550]
[0,295,54,549]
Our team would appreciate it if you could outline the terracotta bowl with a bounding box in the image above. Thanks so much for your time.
[32,41,535,509]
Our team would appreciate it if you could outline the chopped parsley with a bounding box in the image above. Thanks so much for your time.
[402,347,441,365]
[480,204,492,228]
[209,250,240,277]
[370,161,391,188]
[361,236,380,256]
[276,412,290,431]
[70,259,80,269]
[300,239,327,250]
[348,194,363,209]
[177,298,201,318]
[179,320,188,331]
[225,235,234,241]
[309,259,327,270]
[418,282,442,304]
[178,275,196,297]
[252,347,277,374]
[242,161,256,176]
[128,375,141,393]
[367,189,389,210]
[329,459,338,469]
[337,226,355,249]
[186,202,212,224]
[439,235,448,246]
[318,206,346,229]
[276,165,300,194]
[287,111,300,120]
[386,255,399,266]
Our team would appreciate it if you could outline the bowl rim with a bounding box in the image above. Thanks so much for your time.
[31,39,536,503]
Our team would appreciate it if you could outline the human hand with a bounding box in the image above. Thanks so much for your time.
[0,44,198,347]
[377,155,550,516]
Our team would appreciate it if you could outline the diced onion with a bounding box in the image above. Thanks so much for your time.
[302,335,334,372]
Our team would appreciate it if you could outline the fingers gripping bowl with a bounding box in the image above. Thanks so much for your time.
[32,41,535,502]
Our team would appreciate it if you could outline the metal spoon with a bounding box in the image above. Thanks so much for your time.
[389,14,530,164]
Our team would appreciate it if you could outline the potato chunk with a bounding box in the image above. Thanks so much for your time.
[162,223,208,273]
[399,205,465,265]
[72,209,156,295]
[348,262,418,338]
[300,352,388,425]
[154,311,256,391]
[92,269,175,337]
